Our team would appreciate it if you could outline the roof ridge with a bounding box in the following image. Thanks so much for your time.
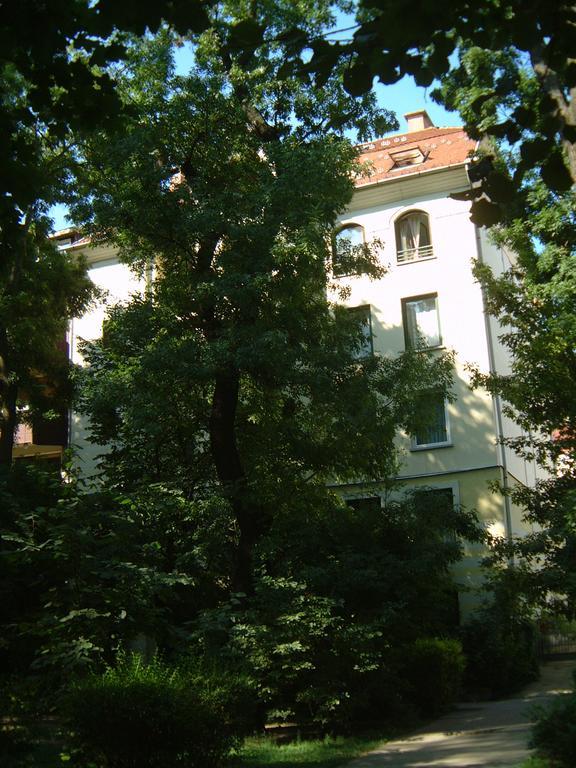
[357,126,465,151]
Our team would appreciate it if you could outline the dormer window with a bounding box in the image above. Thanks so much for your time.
[395,211,433,264]
[389,146,426,169]
[333,223,364,277]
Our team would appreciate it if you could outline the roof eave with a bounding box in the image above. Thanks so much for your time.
[354,159,473,192]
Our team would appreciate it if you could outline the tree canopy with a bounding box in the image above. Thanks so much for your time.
[245,1,574,224]
[70,19,453,594]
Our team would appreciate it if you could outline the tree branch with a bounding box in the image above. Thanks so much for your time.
[530,45,576,182]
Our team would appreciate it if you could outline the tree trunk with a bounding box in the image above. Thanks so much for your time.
[530,48,576,182]
[209,368,263,595]
[0,380,17,468]
[0,322,17,467]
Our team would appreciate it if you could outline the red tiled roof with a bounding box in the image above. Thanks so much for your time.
[355,126,477,187]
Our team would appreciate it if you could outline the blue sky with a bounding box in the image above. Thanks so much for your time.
[51,21,460,232]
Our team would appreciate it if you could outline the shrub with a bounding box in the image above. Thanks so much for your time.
[399,638,466,717]
[531,692,576,767]
[65,653,249,768]
[461,612,539,698]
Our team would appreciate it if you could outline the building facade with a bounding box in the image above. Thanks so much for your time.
[333,111,538,614]
[58,111,538,617]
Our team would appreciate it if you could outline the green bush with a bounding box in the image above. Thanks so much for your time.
[461,612,539,698]
[531,692,576,767]
[65,653,249,768]
[399,638,466,717]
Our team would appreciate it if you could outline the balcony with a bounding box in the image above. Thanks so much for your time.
[396,243,434,265]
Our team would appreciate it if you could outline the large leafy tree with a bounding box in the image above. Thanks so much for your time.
[71,13,452,595]
[244,0,576,613]
[0,224,95,465]
[466,186,576,615]
[430,15,576,611]
[0,0,216,465]
[300,1,576,221]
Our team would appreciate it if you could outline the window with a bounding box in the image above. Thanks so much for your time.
[413,486,460,549]
[345,496,381,513]
[402,294,441,349]
[389,146,427,169]
[414,487,454,514]
[333,224,364,276]
[348,305,373,358]
[395,211,433,263]
[412,393,450,448]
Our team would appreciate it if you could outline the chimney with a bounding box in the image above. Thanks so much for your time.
[404,110,434,133]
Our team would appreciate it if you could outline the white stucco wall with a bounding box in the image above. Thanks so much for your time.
[68,245,147,480]
[333,171,502,480]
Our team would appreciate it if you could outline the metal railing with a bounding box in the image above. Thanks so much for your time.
[397,244,434,264]
[539,630,576,658]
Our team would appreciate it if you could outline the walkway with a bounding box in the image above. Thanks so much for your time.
[349,659,575,768]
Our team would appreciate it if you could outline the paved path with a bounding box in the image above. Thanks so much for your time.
[349,659,575,768]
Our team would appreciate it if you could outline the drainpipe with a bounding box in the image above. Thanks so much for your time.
[474,226,514,545]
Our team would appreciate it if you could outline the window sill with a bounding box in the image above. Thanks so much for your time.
[410,442,453,452]
[333,271,362,278]
[405,344,445,353]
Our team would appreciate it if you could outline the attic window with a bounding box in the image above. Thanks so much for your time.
[389,147,426,168]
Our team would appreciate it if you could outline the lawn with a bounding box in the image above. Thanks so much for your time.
[234,732,392,768]
[3,720,394,768]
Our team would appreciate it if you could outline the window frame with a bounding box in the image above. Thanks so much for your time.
[344,495,383,513]
[411,393,451,450]
[413,484,459,513]
[394,210,434,265]
[412,482,461,545]
[332,222,365,277]
[401,293,442,351]
[347,304,374,358]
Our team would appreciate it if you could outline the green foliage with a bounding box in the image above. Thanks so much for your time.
[465,180,576,616]
[70,27,451,597]
[531,692,576,768]
[295,2,576,218]
[0,463,231,683]
[461,580,540,698]
[237,730,394,767]
[0,0,212,223]
[194,493,479,728]
[65,653,248,768]
[0,220,95,463]
[399,638,466,717]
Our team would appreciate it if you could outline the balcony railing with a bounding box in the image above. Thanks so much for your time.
[396,244,434,264]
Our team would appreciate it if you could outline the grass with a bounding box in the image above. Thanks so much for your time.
[233,731,392,768]
[5,728,392,768]
[1,719,65,768]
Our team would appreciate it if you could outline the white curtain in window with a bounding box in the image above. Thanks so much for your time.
[405,296,440,348]
[407,215,421,250]
[398,213,431,253]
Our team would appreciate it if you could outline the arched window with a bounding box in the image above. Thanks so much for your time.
[333,223,364,276]
[395,211,433,264]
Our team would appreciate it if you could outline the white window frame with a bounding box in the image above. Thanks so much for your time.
[411,481,461,512]
[342,494,383,511]
[348,304,374,358]
[411,395,452,450]
[333,223,365,277]
[402,293,442,350]
[394,210,434,264]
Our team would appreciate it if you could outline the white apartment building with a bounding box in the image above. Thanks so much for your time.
[58,110,538,617]
[333,110,538,613]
